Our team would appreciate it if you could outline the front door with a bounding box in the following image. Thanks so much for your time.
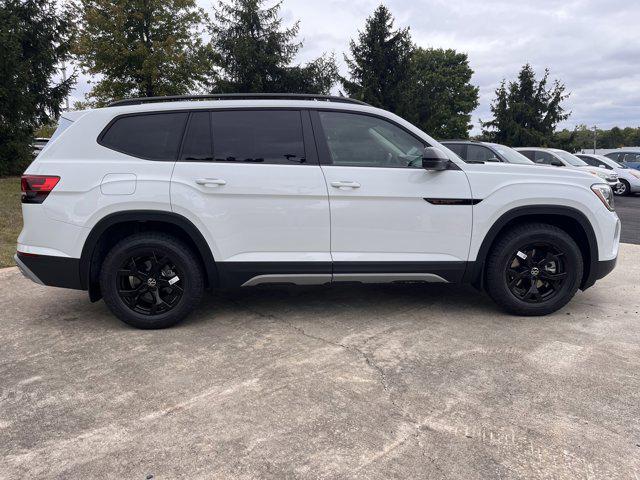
[312,110,473,283]
[171,109,331,287]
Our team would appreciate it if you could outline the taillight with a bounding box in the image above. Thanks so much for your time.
[21,175,60,204]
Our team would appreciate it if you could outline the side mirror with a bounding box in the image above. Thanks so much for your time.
[422,147,450,171]
[550,159,563,167]
[598,164,608,169]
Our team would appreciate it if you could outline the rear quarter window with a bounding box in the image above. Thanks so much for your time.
[99,112,188,160]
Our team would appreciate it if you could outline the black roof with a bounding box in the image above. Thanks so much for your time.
[108,93,370,107]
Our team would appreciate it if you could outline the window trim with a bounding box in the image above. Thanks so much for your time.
[97,111,189,161]
[178,111,214,161]
[98,107,318,165]
[309,109,430,168]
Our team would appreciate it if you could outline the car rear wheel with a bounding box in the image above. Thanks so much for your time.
[485,223,583,316]
[615,180,630,196]
[100,233,204,329]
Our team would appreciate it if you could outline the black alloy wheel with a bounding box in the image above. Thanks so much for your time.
[505,243,567,303]
[485,223,583,316]
[100,233,204,329]
[117,252,184,316]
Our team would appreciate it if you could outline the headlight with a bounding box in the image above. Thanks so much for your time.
[591,184,615,211]
[594,171,608,180]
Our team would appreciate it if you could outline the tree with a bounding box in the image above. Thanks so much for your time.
[74,0,212,105]
[341,5,413,112]
[209,0,337,94]
[481,64,570,146]
[0,0,75,176]
[402,48,479,139]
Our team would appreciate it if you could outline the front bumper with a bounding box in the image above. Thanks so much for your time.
[15,252,83,290]
[582,256,617,290]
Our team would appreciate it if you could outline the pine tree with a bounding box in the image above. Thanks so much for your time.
[0,0,75,176]
[403,48,479,139]
[74,0,212,105]
[341,5,413,112]
[209,0,337,94]
[481,64,570,146]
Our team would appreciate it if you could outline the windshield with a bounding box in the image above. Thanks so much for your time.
[554,150,588,166]
[487,143,534,165]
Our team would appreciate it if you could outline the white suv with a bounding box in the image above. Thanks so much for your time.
[16,94,620,328]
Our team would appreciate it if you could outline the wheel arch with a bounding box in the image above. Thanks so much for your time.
[466,205,598,290]
[80,210,218,301]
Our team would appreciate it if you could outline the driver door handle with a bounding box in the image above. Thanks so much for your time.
[331,181,361,189]
[195,178,226,187]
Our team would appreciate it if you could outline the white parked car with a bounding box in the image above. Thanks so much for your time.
[516,147,619,189]
[576,153,640,196]
[16,94,620,328]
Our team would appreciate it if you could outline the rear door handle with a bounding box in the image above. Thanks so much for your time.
[195,178,226,187]
[331,181,361,189]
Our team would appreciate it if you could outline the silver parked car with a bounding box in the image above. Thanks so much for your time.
[516,147,619,189]
[577,153,640,196]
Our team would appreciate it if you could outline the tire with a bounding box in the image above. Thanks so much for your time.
[485,223,583,316]
[100,232,204,329]
[615,180,630,196]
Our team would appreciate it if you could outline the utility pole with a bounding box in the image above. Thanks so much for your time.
[593,125,597,153]
[61,62,70,111]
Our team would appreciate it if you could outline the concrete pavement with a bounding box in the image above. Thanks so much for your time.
[1,244,639,479]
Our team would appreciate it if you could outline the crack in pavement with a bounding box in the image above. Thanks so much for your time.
[228,299,420,424]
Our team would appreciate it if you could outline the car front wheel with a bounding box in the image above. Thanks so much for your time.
[100,233,204,329]
[485,223,583,316]
[615,180,630,196]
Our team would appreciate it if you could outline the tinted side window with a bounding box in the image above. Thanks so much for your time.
[181,112,213,161]
[519,150,535,160]
[444,143,466,158]
[534,151,556,165]
[467,145,499,162]
[101,113,188,160]
[605,152,621,161]
[211,110,306,164]
[623,153,640,162]
[579,155,597,166]
[318,111,425,168]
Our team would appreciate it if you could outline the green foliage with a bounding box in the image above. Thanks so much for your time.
[481,64,570,147]
[209,0,337,94]
[341,5,413,112]
[0,0,75,176]
[551,125,640,152]
[74,0,212,105]
[34,122,57,138]
[402,48,479,139]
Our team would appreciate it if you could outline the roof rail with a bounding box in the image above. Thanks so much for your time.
[107,93,370,107]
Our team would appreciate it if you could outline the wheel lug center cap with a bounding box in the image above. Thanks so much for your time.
[147,278,157,288]
[530,267,540,277]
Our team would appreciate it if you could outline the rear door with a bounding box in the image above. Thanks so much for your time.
[171,109,331,287]
[312,110,472,283]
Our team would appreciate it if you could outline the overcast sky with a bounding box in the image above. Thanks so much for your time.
[68,0,640,133]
